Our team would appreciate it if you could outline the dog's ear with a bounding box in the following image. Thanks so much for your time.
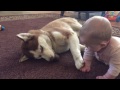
[19,55,29,62]
[16,33,34,41]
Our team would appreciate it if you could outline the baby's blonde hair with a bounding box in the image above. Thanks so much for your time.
[80,16,112,44]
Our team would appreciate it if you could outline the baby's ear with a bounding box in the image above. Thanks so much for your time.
[16,33,34,42]
[100,41,109,47]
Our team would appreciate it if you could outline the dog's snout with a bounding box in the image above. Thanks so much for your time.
[49,54,59,62]
[55,54,59,59]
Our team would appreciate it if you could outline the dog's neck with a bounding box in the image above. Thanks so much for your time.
[42,30,55,49]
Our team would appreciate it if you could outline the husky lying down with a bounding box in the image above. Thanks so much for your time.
[17,17,85,70]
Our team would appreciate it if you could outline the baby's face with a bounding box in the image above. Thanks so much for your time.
[85,44,103,52]
[80,37,106,52]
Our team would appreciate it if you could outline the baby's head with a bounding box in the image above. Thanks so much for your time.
[80,16,113,52]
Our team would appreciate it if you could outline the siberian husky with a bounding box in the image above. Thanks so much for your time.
[17,17,85,70]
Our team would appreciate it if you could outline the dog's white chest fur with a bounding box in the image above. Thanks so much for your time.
[50,31,69,53]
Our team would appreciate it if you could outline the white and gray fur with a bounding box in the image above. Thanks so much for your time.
[17,17,85,70]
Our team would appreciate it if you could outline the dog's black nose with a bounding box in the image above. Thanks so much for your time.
[50,54,59,62]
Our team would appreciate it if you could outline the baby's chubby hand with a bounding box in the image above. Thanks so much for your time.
[80,64,91,72]
[80,60,91,72]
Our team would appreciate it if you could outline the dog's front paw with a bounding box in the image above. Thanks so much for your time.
[75,60,84,70]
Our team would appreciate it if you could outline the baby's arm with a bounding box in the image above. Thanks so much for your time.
[80,48,94,72]
[96,72,116,79]
[96,64,118,79]
[96,47,120,79]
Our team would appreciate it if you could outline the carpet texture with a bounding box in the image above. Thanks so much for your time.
[0,14,120,79]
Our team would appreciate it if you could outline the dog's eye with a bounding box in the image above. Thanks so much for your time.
[40,46,43,52]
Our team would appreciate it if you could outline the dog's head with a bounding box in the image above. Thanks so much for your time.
[17,30,59,62]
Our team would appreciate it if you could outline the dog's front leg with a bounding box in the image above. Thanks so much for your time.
[68,33,84,70]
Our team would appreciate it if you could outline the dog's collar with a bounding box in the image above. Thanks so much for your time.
[44,31,55,42]
[43,31,55,49]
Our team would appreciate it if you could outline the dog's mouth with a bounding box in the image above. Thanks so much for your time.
[49,54,60,62]
[55,54,59,59]
[33,54,59,62]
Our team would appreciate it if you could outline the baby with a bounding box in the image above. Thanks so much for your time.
[79,16,120,79]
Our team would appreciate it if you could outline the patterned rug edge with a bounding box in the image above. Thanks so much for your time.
[0,13,60,22]
[0,13,120,37]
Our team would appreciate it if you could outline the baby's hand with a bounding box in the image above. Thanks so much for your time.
[80,62,91,72]
[96,76,107,79]
[96,73,116,79]
[80,59,92,72]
